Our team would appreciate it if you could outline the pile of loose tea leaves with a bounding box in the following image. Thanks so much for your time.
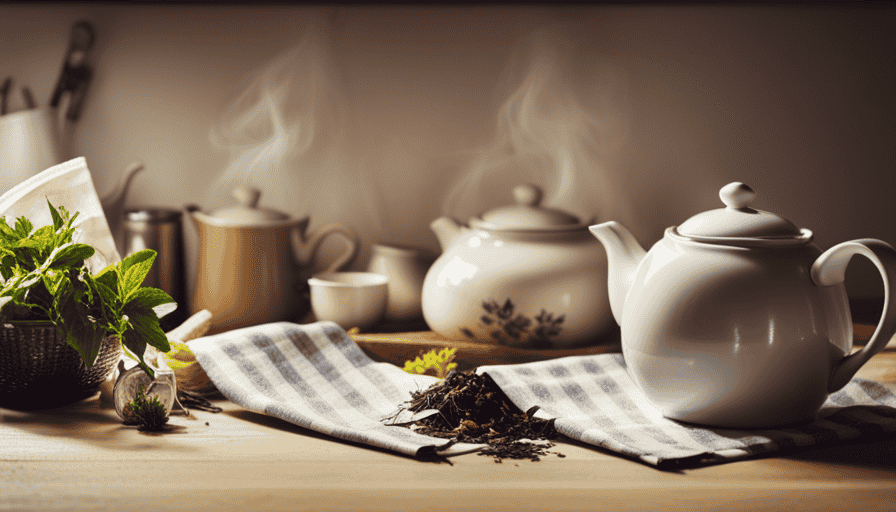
[389,370,564,463]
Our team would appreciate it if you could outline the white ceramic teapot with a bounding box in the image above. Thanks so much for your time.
[589,182,896,428]
[422,184,615,349]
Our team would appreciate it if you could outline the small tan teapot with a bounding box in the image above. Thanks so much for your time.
[188,186,358,334]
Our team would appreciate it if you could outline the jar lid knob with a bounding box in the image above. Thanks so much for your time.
[719,182,756,210]
[513,183,543,207]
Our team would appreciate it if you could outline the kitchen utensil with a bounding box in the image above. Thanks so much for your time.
[589,181,896,428]
[365,243,436,323]
[0,107,63,194]
[50,20,95,122]
[308,272,389,332]
[122,206,188,331]
[421,183,613,349]
[0,77,11,115]
[188,185,359,334]
[21,87,36,109]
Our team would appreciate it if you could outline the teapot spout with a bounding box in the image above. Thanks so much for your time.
[430,216,465,252]
[100,161,146,253]
[100,160,145,236]
[589,221,647,325]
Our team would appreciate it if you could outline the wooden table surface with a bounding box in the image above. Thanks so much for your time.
[2,332,896,512]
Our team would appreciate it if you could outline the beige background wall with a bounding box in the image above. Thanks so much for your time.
[0,4,894,305]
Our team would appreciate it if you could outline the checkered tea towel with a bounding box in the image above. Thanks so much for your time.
[188,321,485,459]
[479,353,896,469]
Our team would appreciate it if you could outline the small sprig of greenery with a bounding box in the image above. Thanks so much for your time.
[0,200,174,377]
[403,347,458,379]
[122,383,170,432]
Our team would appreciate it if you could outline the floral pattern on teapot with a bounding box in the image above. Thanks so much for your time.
[459,298,565,349]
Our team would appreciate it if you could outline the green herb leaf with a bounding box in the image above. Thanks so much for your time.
[118,249,156,300]
[65,320,106,368]
[41,269,67,297]
[0,218,16,240]
[30,224,54,243]
[13,217,32,238]
[93,262,118,289]
[49,243,94,269]
[47,199,63,231]
[128,287,176,311]
[14,238,41,250]
[120,303,171,364]
[89,277,117,314]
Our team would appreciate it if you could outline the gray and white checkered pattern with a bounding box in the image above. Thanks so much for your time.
[480,353,896,469]
[189,321,896,468]
[189,321,485,458]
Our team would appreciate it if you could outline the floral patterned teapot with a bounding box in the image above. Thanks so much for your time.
[422,184,615,349]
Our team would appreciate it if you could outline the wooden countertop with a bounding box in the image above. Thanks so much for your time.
[2,331,896,512]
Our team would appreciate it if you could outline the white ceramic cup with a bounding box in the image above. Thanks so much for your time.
[308,271,389,331]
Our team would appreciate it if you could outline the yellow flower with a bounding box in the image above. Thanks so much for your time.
[402,347,458,379]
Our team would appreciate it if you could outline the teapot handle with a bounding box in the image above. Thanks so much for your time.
[292,222,360,273]
[811,239,896,392]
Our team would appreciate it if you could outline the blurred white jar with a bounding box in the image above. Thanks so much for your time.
[366,243,436,323]
[0,108,63,194]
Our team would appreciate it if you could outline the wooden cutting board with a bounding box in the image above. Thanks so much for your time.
[349,327,621,371]
[351,323,892,372]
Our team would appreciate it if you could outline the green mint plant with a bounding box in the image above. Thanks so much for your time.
[0,200,174,377]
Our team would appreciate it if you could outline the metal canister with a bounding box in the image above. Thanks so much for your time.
[122,207,188,331]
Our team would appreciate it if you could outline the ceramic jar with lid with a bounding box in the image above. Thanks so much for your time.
[366,243,436,323]
[422,184,614,349]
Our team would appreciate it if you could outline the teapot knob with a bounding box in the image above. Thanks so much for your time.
[514,184,543,207]
[720,182,756,210]
[232,185,262,209]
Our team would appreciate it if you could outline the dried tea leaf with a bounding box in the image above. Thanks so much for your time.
[389,370,564,463]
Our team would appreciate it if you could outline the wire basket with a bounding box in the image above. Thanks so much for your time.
[0,321,121,410]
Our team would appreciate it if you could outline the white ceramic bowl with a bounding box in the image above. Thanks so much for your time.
[308,272,389,331]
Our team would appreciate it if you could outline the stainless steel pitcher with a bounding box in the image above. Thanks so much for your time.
[122,207,188,331]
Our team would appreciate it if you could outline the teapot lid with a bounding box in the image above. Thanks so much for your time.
[209,186,290,225]
[674,182,812,245]
[474,184,583,231]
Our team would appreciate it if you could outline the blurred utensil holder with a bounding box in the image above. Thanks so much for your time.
[0,107,63,194]
[122,207,189,331]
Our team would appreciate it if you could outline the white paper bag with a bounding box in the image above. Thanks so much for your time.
[0,156,121,272]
